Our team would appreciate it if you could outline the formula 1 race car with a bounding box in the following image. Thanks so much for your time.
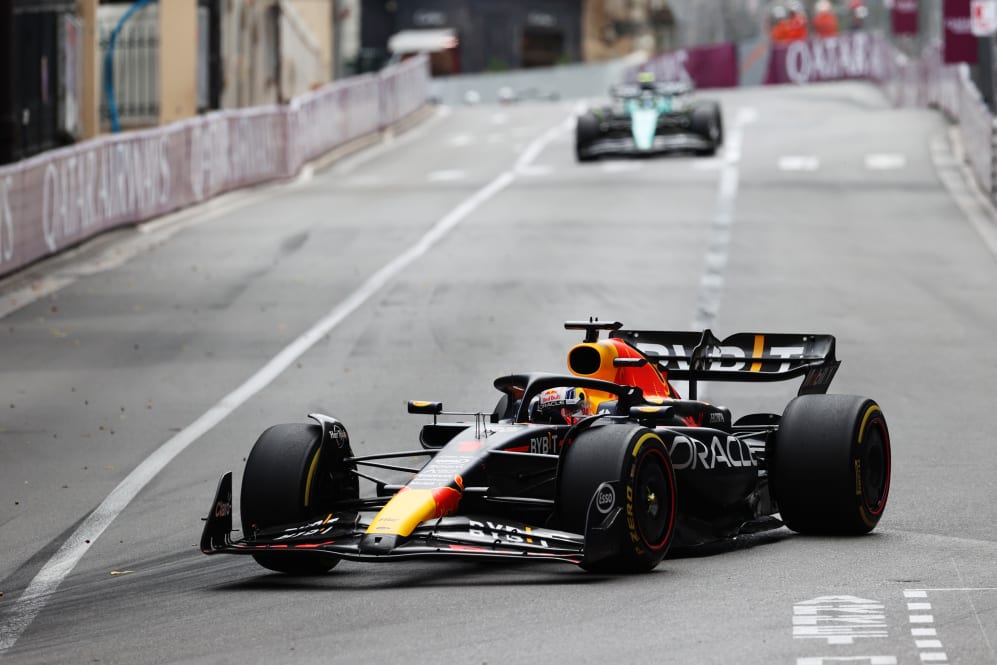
[201,319,891,574]
[575,77,723,161]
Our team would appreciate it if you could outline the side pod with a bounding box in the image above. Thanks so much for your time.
[200,472,233,553]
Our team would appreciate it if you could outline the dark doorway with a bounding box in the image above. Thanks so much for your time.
[521,28,563,68]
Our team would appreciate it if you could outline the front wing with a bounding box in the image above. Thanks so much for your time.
[200,473,625,567]
[579,133,715,158]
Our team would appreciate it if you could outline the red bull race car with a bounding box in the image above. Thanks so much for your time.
[201,319,891,574]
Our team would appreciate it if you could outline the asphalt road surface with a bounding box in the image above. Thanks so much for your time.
[1,82,995,664]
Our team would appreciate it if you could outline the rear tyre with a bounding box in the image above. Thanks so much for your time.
[771,395,891,535]
[241,423,357,574]
[575,112,600,162]
[558,424,676,573]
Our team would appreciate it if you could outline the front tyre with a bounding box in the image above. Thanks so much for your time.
[691,101,722,155]
[559,424,676,573]
[771,395,891,535]
[575,112,599,162]
[241,423,356,574]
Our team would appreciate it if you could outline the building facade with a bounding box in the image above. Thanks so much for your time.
[360,0,583,74]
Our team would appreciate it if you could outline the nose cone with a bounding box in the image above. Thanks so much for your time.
[359,533,403,554]
[631,108,659,151]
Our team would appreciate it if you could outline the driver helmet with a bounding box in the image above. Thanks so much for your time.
[530,387,592,425]
[637,71,656,91]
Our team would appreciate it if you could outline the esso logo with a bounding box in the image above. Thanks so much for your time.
[596,484,616,514]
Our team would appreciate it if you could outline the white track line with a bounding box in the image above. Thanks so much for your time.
[691,106,756,331]
[0,112,570,655]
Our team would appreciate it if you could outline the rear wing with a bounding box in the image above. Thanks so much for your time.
[610,329,839,399]
[610,81,692,100]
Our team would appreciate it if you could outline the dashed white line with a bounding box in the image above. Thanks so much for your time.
[906,590,948,664]
[691,106,756,331]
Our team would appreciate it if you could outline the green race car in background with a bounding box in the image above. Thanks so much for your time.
[576,76,723,161]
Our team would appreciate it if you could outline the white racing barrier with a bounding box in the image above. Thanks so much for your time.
[871,37,996,196]
[0,55,430,280]
[765,32,997,201]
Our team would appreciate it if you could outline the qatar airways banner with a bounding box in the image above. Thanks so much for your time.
[764,32,887,85]
[628,42,738,89]
[892,0,919,35]
[943,0,977,63]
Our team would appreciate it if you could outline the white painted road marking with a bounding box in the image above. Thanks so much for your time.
[778,155,820,171]
[903,586,997,664]
[0,113,573,655]
[792,595,889,645]
[906,590,948,664]
[865,153,906,170]
[691,106,756,331]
